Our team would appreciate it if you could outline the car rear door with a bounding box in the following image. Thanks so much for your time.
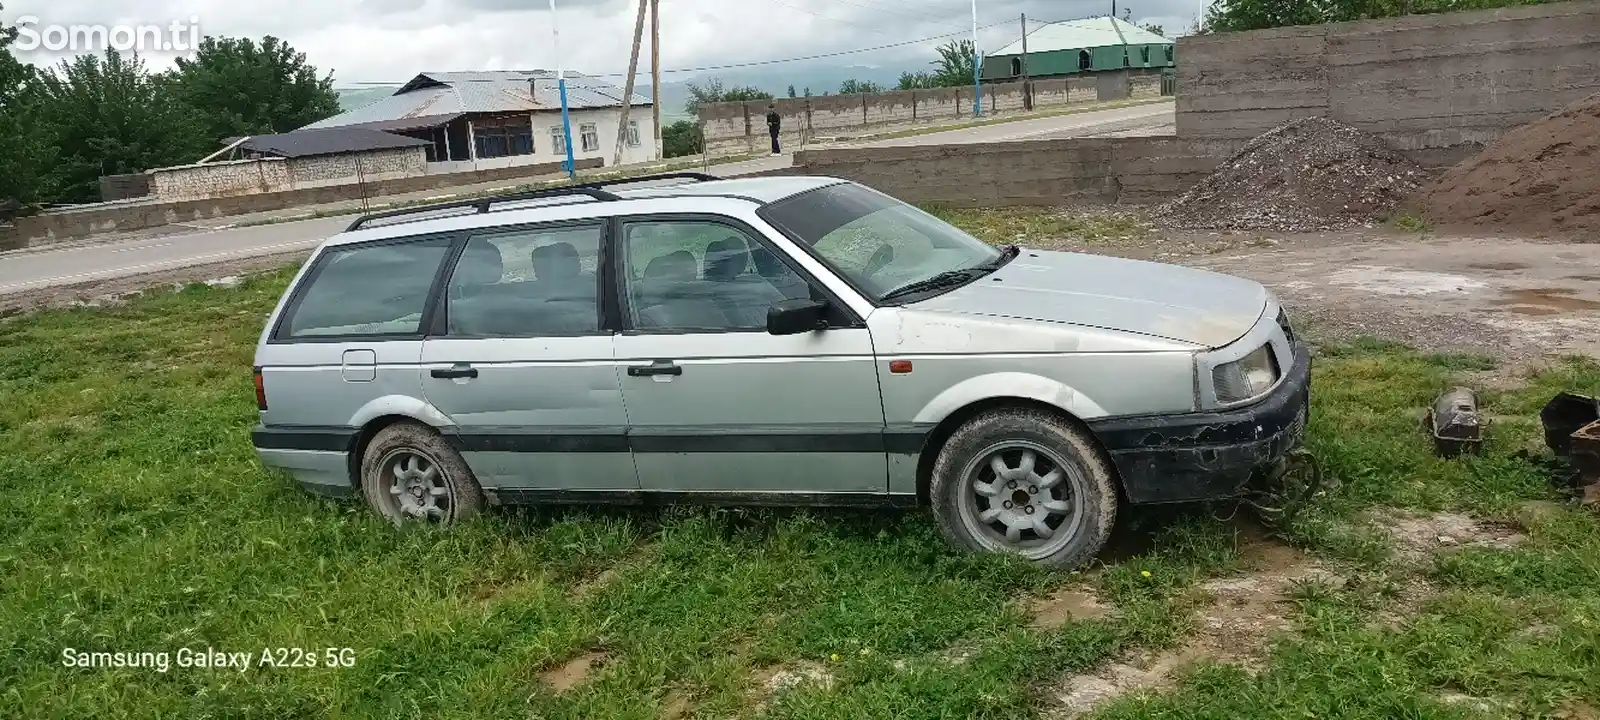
[258,233,456,446]
[608,215,888,498]
[419,221,637,495]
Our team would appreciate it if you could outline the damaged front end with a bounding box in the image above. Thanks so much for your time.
[1087,342,1315,509]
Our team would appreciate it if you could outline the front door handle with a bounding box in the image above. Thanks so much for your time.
[431,364,479,379]
[627,360,683,377]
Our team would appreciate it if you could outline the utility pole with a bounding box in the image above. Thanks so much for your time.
[971,0,982,117]
[1020,13,1032,110]
[550,0,576,179]
[613,0,648,168]
[651,0,662,161]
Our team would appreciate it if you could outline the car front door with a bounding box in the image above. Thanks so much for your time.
[419,221,638,494]
[610,216,888,498]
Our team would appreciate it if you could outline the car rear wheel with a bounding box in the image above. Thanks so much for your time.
[359,422,484,526]
[929,408,1118,569]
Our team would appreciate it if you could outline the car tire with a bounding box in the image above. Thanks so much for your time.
[929,407,1119,569]
[359,422,484,526]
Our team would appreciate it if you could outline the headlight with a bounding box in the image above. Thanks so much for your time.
[1213,344,1279,403]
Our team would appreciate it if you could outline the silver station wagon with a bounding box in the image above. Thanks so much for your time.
[252,173,1309,568]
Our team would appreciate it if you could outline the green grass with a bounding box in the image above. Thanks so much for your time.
[3,254,1600,717]
[925,206,1155,249]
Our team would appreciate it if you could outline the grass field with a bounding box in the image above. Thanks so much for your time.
[3,233,1599,717]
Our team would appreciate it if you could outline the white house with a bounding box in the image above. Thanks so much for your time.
[300,70,658,173]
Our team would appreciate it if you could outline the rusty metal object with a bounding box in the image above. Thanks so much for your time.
[1426,387,1485,458]
[1540,392,1599,457]
[1245,447,1325,530]
[1571,421,1600,482]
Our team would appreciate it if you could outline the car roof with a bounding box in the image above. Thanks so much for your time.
[320,175,847,249]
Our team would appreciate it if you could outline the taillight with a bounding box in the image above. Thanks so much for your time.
[253,367,268,410]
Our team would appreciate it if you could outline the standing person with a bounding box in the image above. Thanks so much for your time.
[766,104,782,155]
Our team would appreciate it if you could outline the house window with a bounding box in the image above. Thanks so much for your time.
[1141,46,1151,65]
[1165,45,1175,63]
[1009,57,1022,77]
[473,116,534,159]
[550,126,567,155]
[580,123,599,152]
[626,120,641,147]
[1078,50,1092,71]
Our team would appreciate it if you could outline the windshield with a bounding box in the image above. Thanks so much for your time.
[760,183,1002,302]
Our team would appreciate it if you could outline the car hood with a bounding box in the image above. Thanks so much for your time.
[914,250,1269,348]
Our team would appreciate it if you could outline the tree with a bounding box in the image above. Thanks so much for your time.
[170,35,341,142]
[838,79,884,95]
[37,50,211,203]
[786,84,797,98]
[1201,0,1547,32]
[682,78,773,116]
[932,39,978,87]
[661,119,702,158]
[0,5,54,210]
[897,71,940,90]
[803,86,812,97]
[1141,23,1167,36]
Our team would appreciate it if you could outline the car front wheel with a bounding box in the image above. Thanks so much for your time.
[929,408,1119,569]
[359,422,484,526]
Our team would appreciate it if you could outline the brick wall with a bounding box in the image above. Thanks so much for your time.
[152,158,293,200]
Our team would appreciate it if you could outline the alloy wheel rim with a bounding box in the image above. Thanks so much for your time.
[379,448,452,523]
[956,440,1086,560]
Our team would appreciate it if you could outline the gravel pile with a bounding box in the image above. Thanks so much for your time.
[1417,92,1600,236]
[1158,116,1425,232]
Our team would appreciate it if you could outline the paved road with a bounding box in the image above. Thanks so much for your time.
[0,101,1174,295]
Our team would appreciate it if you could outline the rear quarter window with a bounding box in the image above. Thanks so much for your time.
[280,237,452,339]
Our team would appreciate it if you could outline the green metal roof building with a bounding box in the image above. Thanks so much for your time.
[981,17,1175,82]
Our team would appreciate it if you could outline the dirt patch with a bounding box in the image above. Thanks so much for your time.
[660,690,693,719]
[1556,700,1600,720]
[1467,261,1531,271]
[1029,587,1113,630]
[1492,288,1600,313]
[1418,93,1600,236]
[541,651,608,694]
[1047,538,1326,718]
[1366,510,1525,561]
[756,661,835,695]
[1157,116,1425,233]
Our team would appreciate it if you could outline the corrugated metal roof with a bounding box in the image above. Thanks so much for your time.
[992,17,1172,56]
[302,71,649,131]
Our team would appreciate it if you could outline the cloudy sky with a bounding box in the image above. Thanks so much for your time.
[5,0,1200,85]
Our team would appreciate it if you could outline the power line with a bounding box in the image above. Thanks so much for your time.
[345,20,1013,85]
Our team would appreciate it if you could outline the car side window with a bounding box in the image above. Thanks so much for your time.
[283,237,452,338]
[620,220,810,332]
[445,224,603,337]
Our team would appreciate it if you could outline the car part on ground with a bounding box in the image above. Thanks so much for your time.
[1243,446,1326,531]
[1426,387,1485,458]
[1537,392,1600,509]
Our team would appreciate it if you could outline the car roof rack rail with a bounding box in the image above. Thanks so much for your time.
[344,171,722,232]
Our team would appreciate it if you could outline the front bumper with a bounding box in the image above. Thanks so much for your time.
[1086,343,1312,505]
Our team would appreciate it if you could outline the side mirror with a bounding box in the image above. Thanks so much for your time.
[767,299,829,335]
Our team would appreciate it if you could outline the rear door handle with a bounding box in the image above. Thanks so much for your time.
[431,364,479,379]
[627,361,683,377]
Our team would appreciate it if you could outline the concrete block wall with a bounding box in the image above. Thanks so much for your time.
[699,73,1134,156]
[152,158,293,200]
[788,137,1245,207]
[287,147,427,187]
[1177,0,1600,153]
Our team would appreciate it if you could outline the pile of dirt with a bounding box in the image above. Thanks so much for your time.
[1158,116,1425,232]
[1417,93,1600,235]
